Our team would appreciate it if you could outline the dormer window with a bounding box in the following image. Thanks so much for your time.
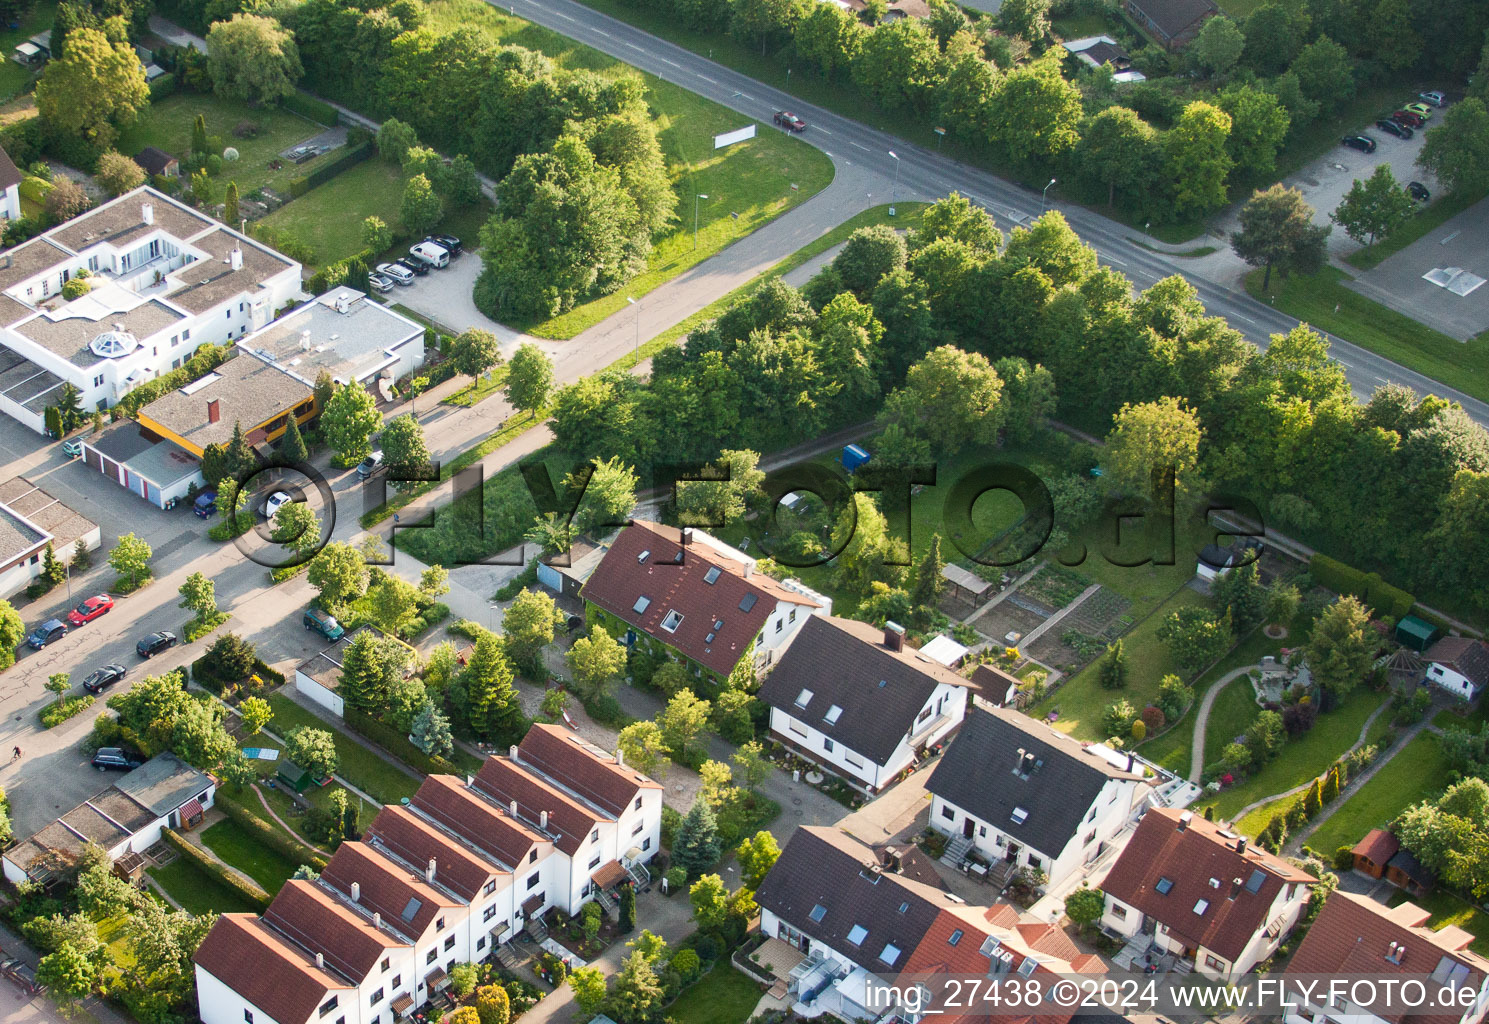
[660,610,684,632]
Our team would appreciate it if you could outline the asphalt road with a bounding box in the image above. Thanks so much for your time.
[501,0,1489,425]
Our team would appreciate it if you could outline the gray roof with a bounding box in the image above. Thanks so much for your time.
[0,345,64,412]
[926,706,1142,858]
[1127,0,1217,36]
[0,503,43,562]
[12,297,184,368]
[133,147,178,177]
[754,827,958,966]
[0,477,95,558]
[123,435,201,487]
[0,146,21,191]
[167,228,293,315]
[137,352,312,451]
[242,289,422,386]
[757,615,968,765]
[114,752,213,818]
[88,422,157,463]
[49,190,213,253]
[0,238,73,291]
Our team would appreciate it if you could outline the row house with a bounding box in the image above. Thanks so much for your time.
[194,727,662,1024]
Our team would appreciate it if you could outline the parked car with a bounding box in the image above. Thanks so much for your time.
[367,272,394,293]
[1341,135,1377,152]
[1419,90,1447,107]
[395,257,429,277]
[425,234,462,255]
[262,490,296,518]
[136,631,178,658]
[774,111,807,132]
[82,664,127,694]
[0,956,43,997]
[304,607,345,641]
[66,594,114,627]
[26,619,67,649]
[61,438,82,458]
[1392,109,1425,127]
[92,747,143,771]
[377,263,415,286]
[1404,102,1433,119]
[193,489,218,518]
[409,241,450,269]
[1376,119,1413,138]
[1409,181,1432,201]
[356,450,384,479]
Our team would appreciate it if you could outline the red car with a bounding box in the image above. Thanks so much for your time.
[66,594,114,627]
[774,111,807,132]
[1392,109,1425,127]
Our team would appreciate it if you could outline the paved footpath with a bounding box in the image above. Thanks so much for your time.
[1187,667,1259,784]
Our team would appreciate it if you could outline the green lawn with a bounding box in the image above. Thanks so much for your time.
[1051,12,1114,38]
[1198,689,1389,823]
[200,817,299,895]
[667,965,764,1024]
[421,0,835,340]
[0,2,55,103]
[1035,586,1209,742]
[148,857,260,915]
[1307,731,1449,857]
[1434,702,1489,732]
[1387,888,1489,959]
[118,94,334,197]
[1245,267,1489,404]
[1347,187,1489,272]
[264,693,420,804]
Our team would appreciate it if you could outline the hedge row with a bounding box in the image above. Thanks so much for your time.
[289,141,374,198]
[284,91,340,128]
[191,654,285,694]
[161,826,273,911]
[112,344,230,419]
[213,789,328,870]
[309,247,374,294]
[343,707,462,777]
[1309,554,1415,620]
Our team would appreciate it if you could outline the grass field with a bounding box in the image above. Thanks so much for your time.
[1245,267,1489,404]
[264,694,419,804]
[422,0,835,340]
[118,94,333,197]
[148,856,260,915]
[1306,731,1448,857]
[0,3,55,103]
[1199,689,1388,823]
[667,965,764,1024]
[200,817,299,895]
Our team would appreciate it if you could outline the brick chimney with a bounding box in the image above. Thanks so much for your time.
[884,621,905,652]
[206,398,220,424]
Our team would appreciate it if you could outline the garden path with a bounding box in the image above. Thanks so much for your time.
[1187,667,1260,785]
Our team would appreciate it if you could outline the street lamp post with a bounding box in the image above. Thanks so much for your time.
[888,150,901,216]
[1041,177,1057,213]
[627,296,638,352]
[694,193,709,250]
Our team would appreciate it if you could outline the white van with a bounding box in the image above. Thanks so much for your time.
[409,241,450,269]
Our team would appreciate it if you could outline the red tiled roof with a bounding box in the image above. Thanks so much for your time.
[1353,828,1400,866]
[518,724,660,819]
[1101,808,1315,960]
[364,804,509,903]
[410,775,548,869]
[473,756,600,857]
[580,521,817,677]
[263,880,407,979]
[320,842,460,941]
[194,914,352,1024]
[1287,892,1489,1024]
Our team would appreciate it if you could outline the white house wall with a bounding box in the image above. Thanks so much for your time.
[196,967,318,1024]
[296,671,346,718]
[1428,663,1477,699]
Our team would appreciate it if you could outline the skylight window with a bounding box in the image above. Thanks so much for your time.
[739,593,758,612]
[714,619,724,630]
[637,549,651,563]
[979,937,1001,958]
[660,610,684,632]
[948,930,963,947]
[1017,957,1037,978]
[1010,807,1029,825]
[1194,899,1209,915]
[880,944,901,966]
[633,596,651,615]
[809,904,827,923]
[704,566,721,584]
[824,705,843,725]
[1155,877,1174,895]
[795,689,814,709]
[705,633,715,643]
[1245,869,1266,894]
[898,902,909,914]
[847,925,868,946]
[401,898,422,922]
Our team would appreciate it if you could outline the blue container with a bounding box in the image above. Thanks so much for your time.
[842,444,871,473]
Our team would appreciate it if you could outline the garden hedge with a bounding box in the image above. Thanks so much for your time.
[162,826,273,910]
[213,789,328,870]
[308,247,374,294]
[148,73,178,99]
[289,141,374,198]
[1308,554,1414,619]
[283,91,340,127]
[343,707,462,776]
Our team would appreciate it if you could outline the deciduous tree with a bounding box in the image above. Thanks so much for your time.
[1418,99,1489,196]
[505,342,553,419]
[285,726,338,777]
[95,150,145,196]
[35,27,148,146]
[1165,101,1234,218]
[380,414,429,492]
[1332,165,1416,245]
[1104,397,1203,497]
[1231,185,1330,290]
[400,173,443,236]
[207,14,303,105]
[321,379,381,467]
[1304,595,1375,698]
[109,533,152,588]
[308,542,369,607]
[565,625,628,694]
[452,328,501,382]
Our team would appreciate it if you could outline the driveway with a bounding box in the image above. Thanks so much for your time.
[388,252,544,353]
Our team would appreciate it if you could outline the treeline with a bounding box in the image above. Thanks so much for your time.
[534,194,1486,609]
[610,0,1489,223]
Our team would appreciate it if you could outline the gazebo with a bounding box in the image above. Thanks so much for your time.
[941,563,992,605]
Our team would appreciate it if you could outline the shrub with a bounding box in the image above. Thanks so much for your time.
[343,708,462,776]
[1308,553,1413,618]
[1140,705,1166,733]
[665,866,687,894]
[1129,718,1146,741]
[232,121,260,138]
[223,147,239,162]
[148,71,178,98]
[1333,845,1355,872]
[162,827,272,910]
[39,694,94,728]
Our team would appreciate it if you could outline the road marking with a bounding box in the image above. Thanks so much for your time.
[1374,375,1389,384]
[659,57,680,67]
[626,42,643,50]
[1441,230,1461,245]
[814,126,832,136]
[553,10,574,19]
[850,141,869,151]
[697,74,717,84]
[1233,313,1256,325]
[1098,251,1126,266]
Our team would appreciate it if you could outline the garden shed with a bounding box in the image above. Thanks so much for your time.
[276,760,313,792]
[1395,615,1440,652]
